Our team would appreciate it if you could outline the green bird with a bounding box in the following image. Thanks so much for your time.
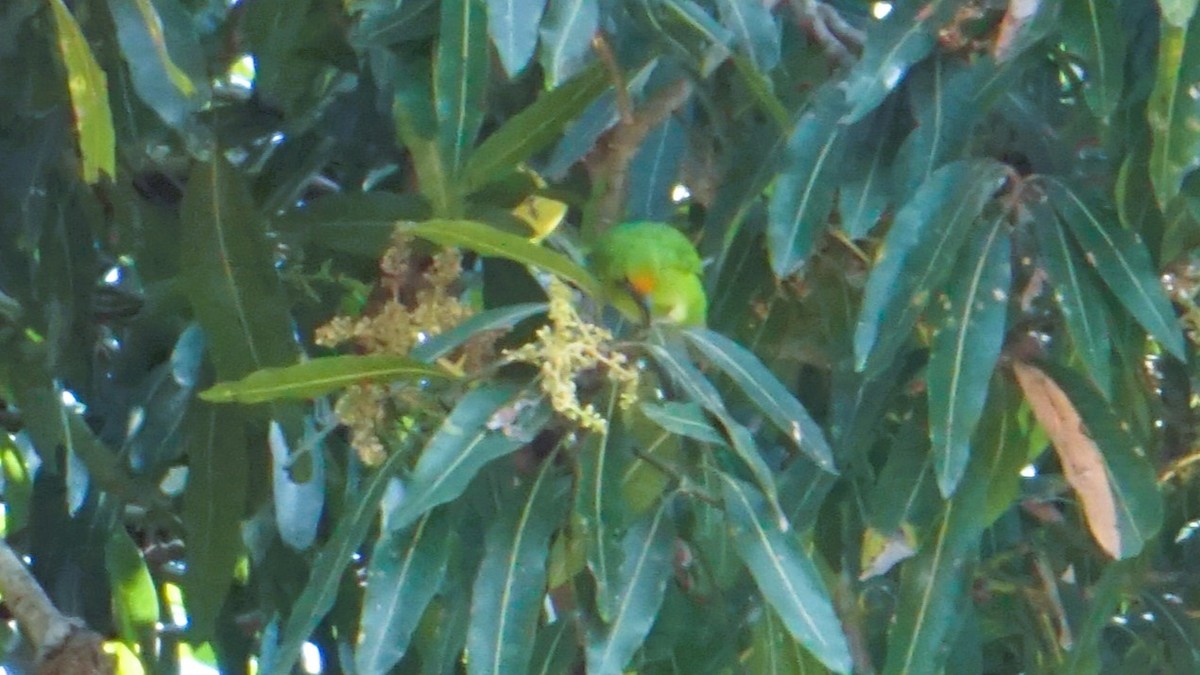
[589,221,708,326]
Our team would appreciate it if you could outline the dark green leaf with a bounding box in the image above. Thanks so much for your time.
[356,509,453,675]
[719,474,852,674]
[1148,20,1200,207]
[403,219,602,298]
[276,192,431,257]
[463,64,609,192]
[384,384,549,533]
[1045,179,1186,360]
[48,0,115,183]
[466,452,569,675]
[578,390,630,622]
[766,84,848,277]
[200,354,453,404]
[716,0,779,73]
[839,98,902,239]
[854,159,1007,375]
[411,302,548,362]
[538,0,599,86]
[625,117,685,222]
[182,403,247,642]
[486,0,546,78]
[436,0,489,176]
[927,214,1011,496]
[1061,0,1125,120]
[388,52,457,215]
[639,400,726,445]
[585,499,675,675]
[683,327,835,472]
[529,620,579,675]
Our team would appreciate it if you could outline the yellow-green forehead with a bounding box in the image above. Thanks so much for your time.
[595,221,703,274]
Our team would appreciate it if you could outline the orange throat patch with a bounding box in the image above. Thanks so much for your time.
[626,272,657,296]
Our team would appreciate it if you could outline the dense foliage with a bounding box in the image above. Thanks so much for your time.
[4,0,1200,672]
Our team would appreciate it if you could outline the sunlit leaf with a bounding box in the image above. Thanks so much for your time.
[1148,20,1200,207]
[200,354,453,404]
[106,528,159,645]
[48,0,115,183]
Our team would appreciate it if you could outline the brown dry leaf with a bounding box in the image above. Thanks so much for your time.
[1011,361,1120,557]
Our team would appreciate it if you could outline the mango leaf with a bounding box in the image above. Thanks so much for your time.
[436,0,489,176]
[276,192,431,257]
[839,98,903,239]
[48,0,115,183]
[578,390,630,623]
[854,159,1008,375]
[683,327,835,472]
[1161,0,1200,28]
[487,0,546,78]
[384,384,550,534]
[538,0,599,86]
[927,214,1011,496]
[719,474,852,674]
[1045,179,1186,360]
[1061,0,1125,121]
[356,509,453,675]
[881,393,1010,675]
[716,0,780,73]
[105,0,208,131]
[267,445,412,675]
[1012,362,1163,559]
[388,51,457,215]
[269,420,324,551]
[529,621,579,675]
[767,84,848,277]
[463,64,608,192]
[403,219,603,298]
[639,400,726,446]
[182,403,247,642]
[993,0,1062,61]
[585,499,675,675]
[1148,20,1200,208]
[840,0,960,123]
[180,157,299,381]
[466,452,570,675]
[106,529,160,645]
[200,354,453,404]
[411,302,548,362]
[625,117,686,222]
[1028,199,1113,392]
[748,609,828,674]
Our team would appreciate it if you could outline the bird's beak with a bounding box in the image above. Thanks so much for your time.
[621,279,654,325]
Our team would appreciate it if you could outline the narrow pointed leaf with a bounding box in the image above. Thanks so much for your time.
[840,0,959,123]
[839,99,903,239]
[767,85,848,277]
[640,401,727,446]
[854,159,1008,375]
[719,474,852,674]
[1028,200,1112,392]
[270,421,324,551]
[578,390,629,622]
[436,0,489,176]
[585,500,675,675]
[464,64,609,191]
[625,117,686,222]
[385,384,550,534]
[927,215,1011,496]
[1148,20,1200,207]
[538,0,599,86]
[1045,179,1186,359]
[683,327,835,472]
[404,219,602,298]
[200,354,453,404]
[107,529,160,643]
[48,0,115,183]
[411,303,548,362]
[276,192,432,257]
[716,0,780,72]
[1061,0,1125,120]
[487,0,546,78]
[357,510,453,675]
[466,454,570,675]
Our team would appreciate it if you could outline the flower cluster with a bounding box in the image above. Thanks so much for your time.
[505,277,639,432]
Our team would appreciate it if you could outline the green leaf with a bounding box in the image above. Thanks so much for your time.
[463,64,609,192]
[436,0,489,176]
[486,0,546,78]
[276,192,431,257]
[683,327,836,473]
[578,390,630,622]
[839,99,902,239]
[268,446,411,675]
[411,302,548,362]
[529,620,579,675]
[180,157,299,381]
[766,84,848,277]
[719,474,852,674]
[200,354,453,404]
[1045,179,1186,360]
[854,159,1007,375]
[625,117,686,222]
[106,528,160,645]
[0,437,32,537]
[1029,199,1113,392]
[105,0,209,131]
[181,403,248,642]
[538,0,599,86]
[716,0,780,73]
[269,420,324,551]
[927,214,1011,496]
[639,401,727,446]
[748,609,828,674]
[403,219,602,298]
[385,384,550,534]
[48,0,115,183]
[1161,0,1200,27]
[840,0,959,124]
[1148,20,1200,208]
[356,509,453,675]
[466,452,570,675]
[585,499,676,675]
[1061,0,1125,120]
[388,52,457,216]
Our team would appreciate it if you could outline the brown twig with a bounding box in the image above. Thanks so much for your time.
[784,0,865,66]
